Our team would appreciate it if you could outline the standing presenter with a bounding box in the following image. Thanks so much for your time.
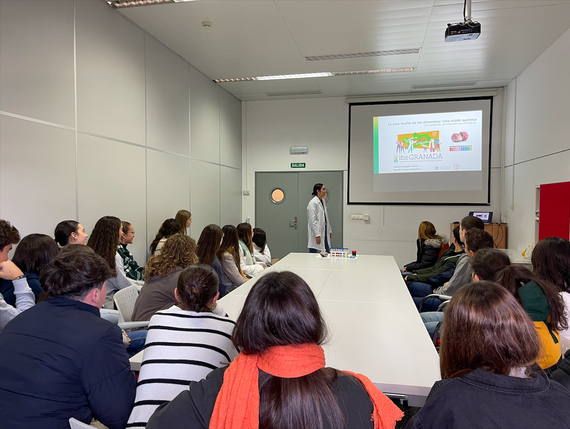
[307,183,332,253]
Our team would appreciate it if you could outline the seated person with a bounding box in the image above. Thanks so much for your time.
[217,225,248,290]
[149,218,182,256]
[196,224,231,297]
[252,227,273,266]
[132,234,198,321]
[54,219,88,247]
[237,222,265,277]
[424,248,566,370]
[0,247,136,429]
[1,233,58,304]
[407,282,570,429]
[118,221,144,281]
[531,236,570,343]
[409,229,494,311]
[147,271,404,429]
[175,209,192,236]
[402,221,444,272]
[127,264,238,428]
[88,216,133,307]
[0,220,35,332]
[404,226,464,286]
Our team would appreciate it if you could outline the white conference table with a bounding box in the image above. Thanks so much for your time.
[130,253,441,406]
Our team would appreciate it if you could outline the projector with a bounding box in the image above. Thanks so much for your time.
[445,21,481,42]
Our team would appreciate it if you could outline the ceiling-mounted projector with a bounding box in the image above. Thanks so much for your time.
[445,21,481,42]
[445,0,481,42]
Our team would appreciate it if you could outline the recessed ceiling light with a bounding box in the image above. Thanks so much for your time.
[213,68,414,83]
[305,48,421,61]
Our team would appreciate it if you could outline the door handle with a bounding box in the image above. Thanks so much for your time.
[289,216,298,230]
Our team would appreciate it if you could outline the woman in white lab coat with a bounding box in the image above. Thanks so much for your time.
[307,183,332,253]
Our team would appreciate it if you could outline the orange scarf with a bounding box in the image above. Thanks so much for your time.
[209,344,403,429]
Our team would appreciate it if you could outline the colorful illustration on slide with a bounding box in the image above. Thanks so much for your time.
[395,131,440,154]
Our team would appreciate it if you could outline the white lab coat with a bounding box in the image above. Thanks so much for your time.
[307,196,332,251]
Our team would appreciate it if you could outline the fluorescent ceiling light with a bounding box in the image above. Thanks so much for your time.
[214,68,414,83]
[108,0,174,7]
[305,48,421,61]
[256,72,334,81]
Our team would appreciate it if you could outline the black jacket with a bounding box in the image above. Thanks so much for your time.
[550,349,570,390]
[148,366,376,429]
[404,238,442,272]
[0,297,136,429]
[406,367,570,429]
[406,244,463,284]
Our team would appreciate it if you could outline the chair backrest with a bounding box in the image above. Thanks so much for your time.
[113,285,140,324]
[69,417,93,429]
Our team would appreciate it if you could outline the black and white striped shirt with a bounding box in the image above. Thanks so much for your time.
[126,305,238,428]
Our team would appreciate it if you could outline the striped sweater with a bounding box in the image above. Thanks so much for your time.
[126,305,238,428]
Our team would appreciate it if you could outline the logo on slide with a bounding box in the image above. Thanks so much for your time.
[396,131,440,154]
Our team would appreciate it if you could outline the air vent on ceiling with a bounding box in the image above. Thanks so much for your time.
[305,48,421,62]
[411,82,477,90]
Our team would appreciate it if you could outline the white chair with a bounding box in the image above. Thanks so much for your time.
[113,285,149,330]
[69,417,92,428]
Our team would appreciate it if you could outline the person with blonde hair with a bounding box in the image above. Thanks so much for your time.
[407,281,570,429]
[402,221,443,272]
[175,209,192,236]
[132,234,198,321]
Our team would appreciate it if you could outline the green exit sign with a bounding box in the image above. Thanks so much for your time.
[291,162,306,168]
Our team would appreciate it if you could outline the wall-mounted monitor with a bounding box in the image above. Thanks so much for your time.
[348,97,492,205]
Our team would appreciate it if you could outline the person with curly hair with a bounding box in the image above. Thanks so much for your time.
[87,216,133,307]
[127,264,238,429]
[132,234,198,321]
[149,218,182,256]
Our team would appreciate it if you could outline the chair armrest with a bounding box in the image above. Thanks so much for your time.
[119,321,149,330]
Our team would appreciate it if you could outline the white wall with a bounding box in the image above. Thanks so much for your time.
[243,92,505,267]
[503,27,570,252]
[0,0,242,264]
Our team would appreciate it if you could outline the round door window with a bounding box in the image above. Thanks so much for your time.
[270,188,285,204]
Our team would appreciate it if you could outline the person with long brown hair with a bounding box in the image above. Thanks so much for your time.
[236,222,265,277]
[403,221,444,272]
[470,248,566,370]
[132,234,198,321]
[175,209,192,236]
[147,271,403,429]
[128,264,238,429]
[87,216,133,307]
[197,224,230,297]
[217,225,248,290]
[149,218,182,256]
[532,236,570,342]
[1,233,59,304]
[406,281,570,429]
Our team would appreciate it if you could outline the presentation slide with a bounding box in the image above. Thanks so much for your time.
[373,111,482,179]
[348,97,493,205]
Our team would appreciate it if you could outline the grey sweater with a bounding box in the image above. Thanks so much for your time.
[0,277,35,332]
[434,253,471,295]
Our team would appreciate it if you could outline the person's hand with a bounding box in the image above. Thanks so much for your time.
[404,276,408,281]
[123,332,131,346]
[261,263,267,269]
[443,281,449,286]
[402,267,407,272]
[0,261,24,280]
[316,236,321,245]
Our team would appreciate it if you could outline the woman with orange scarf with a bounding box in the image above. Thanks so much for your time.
[147,271,403,429]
